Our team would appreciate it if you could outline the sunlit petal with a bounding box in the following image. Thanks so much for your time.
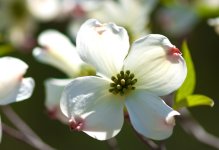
[125,90,179,140]
[60,76,124,140]
[76,19,129,78]
[124,34,187,96]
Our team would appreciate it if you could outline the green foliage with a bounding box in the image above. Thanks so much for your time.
[0,44,14,56]
[175,42,196,101]
[196,5,219,18]
[160,0,176,6]
[174,94,214,110]
[174,42,214,109]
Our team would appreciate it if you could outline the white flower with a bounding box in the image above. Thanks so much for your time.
[0,57,35,142]
[33,30,89,77]
[0,0,36,49]
[60,19,187,140]
[26,0,100,22]
[88,0,157,41]
[33,30,95,123]
[26,0,62,21]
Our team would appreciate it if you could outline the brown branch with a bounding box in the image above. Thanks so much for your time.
[125,116,166,150]
[1,122,42,148]
[133,129,166,150]
[1,106,56,150]
[179,108,219,149]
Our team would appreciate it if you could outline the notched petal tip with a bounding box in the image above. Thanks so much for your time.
[69,117,84,131]
[165,110,180,126]
[87,19,126,36]
[166,47,183,64]
[168,47,182,56]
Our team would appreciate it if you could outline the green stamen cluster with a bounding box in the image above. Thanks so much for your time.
[109,70,137,96]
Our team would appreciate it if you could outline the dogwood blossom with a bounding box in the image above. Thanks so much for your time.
[0,57,35,142]
[69,0,157,42]
[26,0,100,22]
[26,0,62,21]
[33,30,95,123]
[60,19,187,140]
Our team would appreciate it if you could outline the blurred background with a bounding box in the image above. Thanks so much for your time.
[0,0,219,149]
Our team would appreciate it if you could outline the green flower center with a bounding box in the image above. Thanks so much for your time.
[109,70,137,96]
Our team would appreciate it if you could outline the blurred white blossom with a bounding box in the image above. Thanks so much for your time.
[0,57,35,142]
[33,30,95,123]
[26,0,63,21]
[26,0,101,22]
[69,0,158,41]
[0,0,36,49]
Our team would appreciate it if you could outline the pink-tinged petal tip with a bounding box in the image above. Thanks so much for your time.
[169,47,182,56]
[69,117,84,131]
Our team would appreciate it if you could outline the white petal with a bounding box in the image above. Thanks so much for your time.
[26,0,61,21]
[89,0,157,41]
[0,57,28,99]
[33,30,86,77]
[125,90,179,140]
[124,34,187,96]
[76,19,129,78]
[44,78,72,123]
[16,78,35,101]
[45,78,72,108]
[89,1,124,24]
[60,76,124,140]
[0,78,35,105]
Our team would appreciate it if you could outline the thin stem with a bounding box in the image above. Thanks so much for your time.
[125,117,166,150]
[133,129,166,150]
[179,108,219,149]
[1,122,40,148]
[1,106,56,150]
[106,138,120,150]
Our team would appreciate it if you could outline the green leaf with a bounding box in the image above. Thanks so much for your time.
[196,4,219,18]
[174,94,214,109]
[0,44,14,56]
[175,41,196,102]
